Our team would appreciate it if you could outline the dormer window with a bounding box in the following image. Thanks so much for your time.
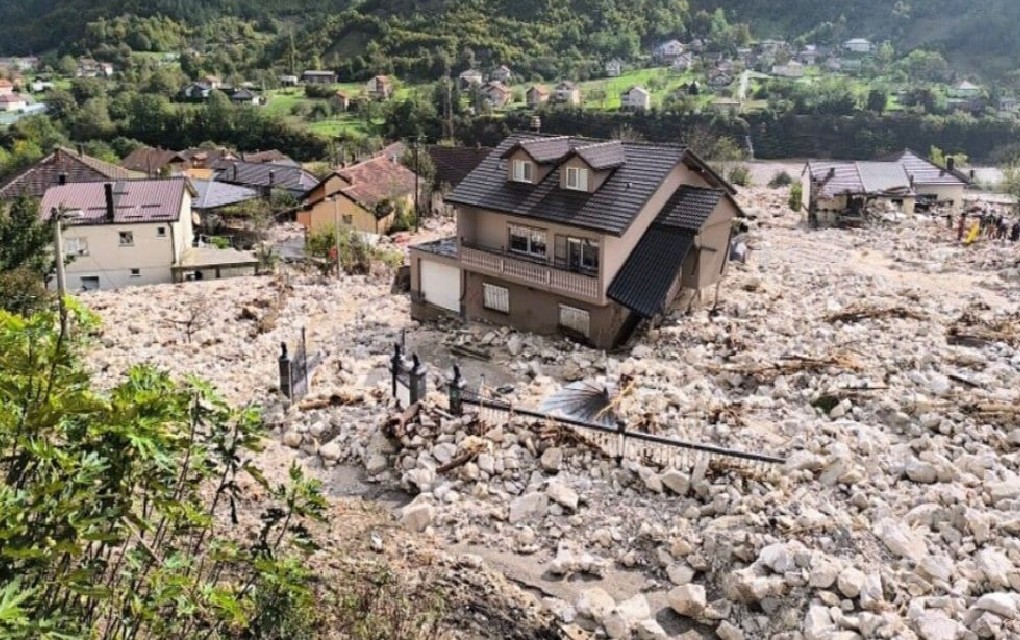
[512,159,534,183]
[565,167,589,191]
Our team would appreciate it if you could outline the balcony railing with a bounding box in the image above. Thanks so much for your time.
[459,241,600,302]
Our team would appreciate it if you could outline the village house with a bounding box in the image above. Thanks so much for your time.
[490,65,514,84]
[329,91,351,112]
[997,95,1019,117]
[0,57,39,72]
[367,75,393,100]
[297,155,419,236]
[213,160,317,198]
[654,40,685,64]
[605,60,622,78]
[843,38,874,54]
[526,85,551,109]
[75,59,113,78]
[884,148,970,208]
[771,61,805,78]
[482,81,513,109]
[279,74,299,86]
[30,80,54,92]
[458,69,484,90]
[427,144,492,211]
[949,81,982,99]
[802,161,916,225]
[0,146,139,199]
[203,74,222,89]
[41,179,195,289]
[0,79,13,95]
[408,134,742,347]
[670,53,694,72]
[708,70,733,89]
[302,70,337,84]
[620,86,651,112]
[552,81,581,105]
[230,88,261,105]
[797,45,822,66]
[121,147,188,176]
[0,92,27,112]
[179,82,212,101]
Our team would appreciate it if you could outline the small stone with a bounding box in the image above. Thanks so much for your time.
[668,584,707,618]
[477,453,495,474]
[716,620,744,640]
[874,517,926,562]
[760,543,796,573]
[540,447,563,472]
[282,430,303,448]
[432,442,457,465]
[906,458,938,484]
[635,618,668,640]
[546,482,579,511]
[837,567,866,599]
[576,587,615,623]
[319,441,342,461]
[803,605,835,640]
[400,503,433,532]
[915,611,967,640]
[809,562,840,589]
[509,491,548,523]
[365,454,388,475]
[661,469,690,495]
[973,593,1019,619]
[667,562,695,586]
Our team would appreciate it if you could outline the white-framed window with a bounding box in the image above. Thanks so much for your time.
[156,226,167,237]
[566,237,599,273]
[64,237,89,257]
[80,276,100,291]
[565,166,589,191]
[559,304,590,337]
[483,283,509,313]
[118,231,134,246]
[508,224,546,258]
[129,268,141,278]
[512,159,534,183]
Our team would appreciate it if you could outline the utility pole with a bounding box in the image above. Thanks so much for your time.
[412,137,420,233]
[52,207,68,333]
[332,195,341,278]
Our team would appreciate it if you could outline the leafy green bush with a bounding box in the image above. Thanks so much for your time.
[789,182,804,211]
[727,164,753,187]
[0,304,327,638]
[768,170,793,188]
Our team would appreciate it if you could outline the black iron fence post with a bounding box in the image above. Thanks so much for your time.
[409,353,427,405]
[448,364,465,416]
[391,343,402,403]
[278,342,292,399]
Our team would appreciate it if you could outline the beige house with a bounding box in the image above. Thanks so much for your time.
[40,179,197,290]
[367,75,393,100]
[620,86,651,111]
[553,82,581,105]
[526,86,550,109]
[885,148,969,209]
[802,161,916,225]
[409,135,742,348]
[298,155,418,236]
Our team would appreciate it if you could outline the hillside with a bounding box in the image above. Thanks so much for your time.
[1,0,1019,78]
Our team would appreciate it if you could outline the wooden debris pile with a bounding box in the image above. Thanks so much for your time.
[947,311,1020,348]
[710,352,863,384]
[238,275,293,335]
[824,306,926,323]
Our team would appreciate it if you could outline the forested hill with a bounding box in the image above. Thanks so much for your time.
[1,0,1019,79]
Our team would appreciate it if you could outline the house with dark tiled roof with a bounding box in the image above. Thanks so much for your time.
[121,146,189,176]
[297,155,419,236]
[409,133,743,347]
[0,146,141,200]
[212,160,317,197]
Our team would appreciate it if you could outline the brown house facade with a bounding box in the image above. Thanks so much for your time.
[297,156,418,236]
[409,135,742,348]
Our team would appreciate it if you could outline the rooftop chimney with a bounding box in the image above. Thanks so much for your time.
[58,172,66,186]
[104,183,115,222]
[268,170,276,186]
[530,115,541,134]
[77,143,85,158]
[946,156,955,172]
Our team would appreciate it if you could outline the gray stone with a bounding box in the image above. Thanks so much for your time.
[915,611,966,640]
[546,482,579,511]
[667,561,695,586]
[661,469,690,495]
[837,567,866,599]
[760,543,796,573]
[576,587,615,623]
[668,584,706,618]
[803,605,835,640]
[635,618,668,640]
[365,454,388,475]
[540,447,563,472]
[509,491,548,524]
[431,442,457,465]
[319,441,342,461]
[716,620,745,640]
[400,503,434,532]
[973,593,1019,619]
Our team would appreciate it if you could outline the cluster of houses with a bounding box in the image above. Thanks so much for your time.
[179,75,264,105]
[0,138,432,290]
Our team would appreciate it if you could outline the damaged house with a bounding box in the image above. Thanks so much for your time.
[409,134,742,348]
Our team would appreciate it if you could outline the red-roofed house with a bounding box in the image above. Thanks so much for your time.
[0,79,13,95]
[298,155,419,236]
[40,179,196,289]
[0,92,27,112]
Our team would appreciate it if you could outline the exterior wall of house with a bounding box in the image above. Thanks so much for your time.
[61,203,191,291]
[602,162,714,286]
[688,203,737,290]
[914,183,965,209]
[297,196,396,236]
[461,271,631,348]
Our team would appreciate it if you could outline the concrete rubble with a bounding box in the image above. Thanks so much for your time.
[82,187,1020,638]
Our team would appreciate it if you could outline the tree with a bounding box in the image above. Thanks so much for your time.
[0,197,53,312]
[866,89,887,114]
[789,182,804,212]
[0,305,328,638]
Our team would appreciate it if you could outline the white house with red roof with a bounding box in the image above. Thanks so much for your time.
[0,92,27,112]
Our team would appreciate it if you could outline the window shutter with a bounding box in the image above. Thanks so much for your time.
[483,284,510,313]
[559,305,590,337]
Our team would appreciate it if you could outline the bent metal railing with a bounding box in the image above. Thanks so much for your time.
[445,365,785,478]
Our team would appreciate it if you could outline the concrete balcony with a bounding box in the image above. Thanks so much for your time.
[459,241,601,303]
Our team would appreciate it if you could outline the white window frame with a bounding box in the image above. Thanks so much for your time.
[118,231,134,246]
[156,226,167,237]
[559,304,590,337]
[64,237,89,257]
[565,167,589,191]
[482,283,509,313]
[508,224,546,258]
[512,159,534,183]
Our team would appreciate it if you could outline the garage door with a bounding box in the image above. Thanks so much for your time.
[420,260,461,313]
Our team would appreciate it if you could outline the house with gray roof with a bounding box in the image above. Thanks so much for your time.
[408,133,743,347]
